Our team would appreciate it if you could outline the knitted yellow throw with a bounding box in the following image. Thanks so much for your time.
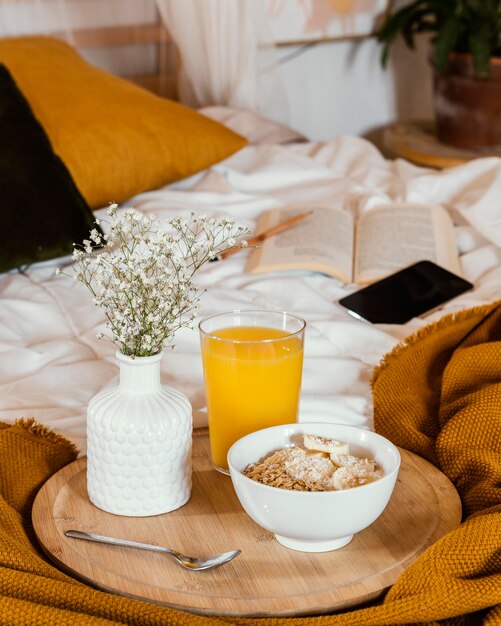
[0,301,500,625]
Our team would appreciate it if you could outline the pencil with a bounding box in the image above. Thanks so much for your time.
[216,210,314,261]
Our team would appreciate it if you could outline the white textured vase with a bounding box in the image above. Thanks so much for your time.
[87,351,192,516]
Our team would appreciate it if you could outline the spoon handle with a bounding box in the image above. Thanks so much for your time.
[65,530,172,555]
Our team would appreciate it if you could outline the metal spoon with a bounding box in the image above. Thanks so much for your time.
[65,530,241,571]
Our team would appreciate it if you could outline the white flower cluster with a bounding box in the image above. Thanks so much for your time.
[58,204,249,357]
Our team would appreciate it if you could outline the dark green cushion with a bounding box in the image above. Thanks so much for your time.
[0,63,98,273]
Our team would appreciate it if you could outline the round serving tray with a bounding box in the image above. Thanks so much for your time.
[32,429,461,617]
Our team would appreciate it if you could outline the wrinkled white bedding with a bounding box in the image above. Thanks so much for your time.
[1,108,501,454]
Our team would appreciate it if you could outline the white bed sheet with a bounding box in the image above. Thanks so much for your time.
[1,109,501,454]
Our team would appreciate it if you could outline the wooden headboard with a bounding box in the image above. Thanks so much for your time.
[0,0,177,99]
[51,18,177,99]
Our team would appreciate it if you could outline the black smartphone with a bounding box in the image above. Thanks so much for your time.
[338,260,473,324]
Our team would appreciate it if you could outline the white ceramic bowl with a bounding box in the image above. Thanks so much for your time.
[228,422,401,552]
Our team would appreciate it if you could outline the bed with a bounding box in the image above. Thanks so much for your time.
[0,34,500,625]
[2,109,501,452]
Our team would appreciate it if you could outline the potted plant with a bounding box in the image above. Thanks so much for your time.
[377,0,501,149]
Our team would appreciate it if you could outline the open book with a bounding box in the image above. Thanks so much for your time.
[246,203,462,285]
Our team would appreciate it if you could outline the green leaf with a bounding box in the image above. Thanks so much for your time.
[378,1,438,64]
[433,16,462,71]
[469,26,494,75]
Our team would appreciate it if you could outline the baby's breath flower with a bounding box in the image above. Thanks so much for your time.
[58,208,250,357]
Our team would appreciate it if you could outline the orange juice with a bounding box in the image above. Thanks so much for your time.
[200,325,304,471]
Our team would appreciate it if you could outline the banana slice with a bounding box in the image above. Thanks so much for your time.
[284,448,335,484]
[330,454,375,472]
[303,433,350,456]
[331,463,383,490]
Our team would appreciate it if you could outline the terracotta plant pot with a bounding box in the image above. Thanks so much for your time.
[433,52,501,149]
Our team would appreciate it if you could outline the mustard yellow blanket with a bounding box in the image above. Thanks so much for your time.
[1,301,500,625]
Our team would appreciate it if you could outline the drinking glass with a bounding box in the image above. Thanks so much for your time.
[199,310,306,474]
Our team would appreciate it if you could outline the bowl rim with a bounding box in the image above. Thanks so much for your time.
[227,422,401,496]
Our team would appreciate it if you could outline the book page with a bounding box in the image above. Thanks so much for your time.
[246,207,355,283]
[354,204,461,284]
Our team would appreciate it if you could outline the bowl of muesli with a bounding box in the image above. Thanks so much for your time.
[227,422,400,552]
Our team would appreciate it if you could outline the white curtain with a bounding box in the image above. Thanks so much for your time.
[154,0,288,121]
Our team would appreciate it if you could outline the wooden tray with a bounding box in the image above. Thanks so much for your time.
[383,120,501,169]
[32,430,461,617]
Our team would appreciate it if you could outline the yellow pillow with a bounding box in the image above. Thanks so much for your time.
[0,36,247,209]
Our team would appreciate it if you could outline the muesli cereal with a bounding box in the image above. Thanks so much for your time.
[243,434,383,491]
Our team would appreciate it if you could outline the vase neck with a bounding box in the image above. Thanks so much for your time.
[117,352,163,393]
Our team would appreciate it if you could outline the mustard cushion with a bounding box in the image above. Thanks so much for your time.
[0,36,247,209]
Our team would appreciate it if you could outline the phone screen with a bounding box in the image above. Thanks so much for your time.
[338,260,473,324]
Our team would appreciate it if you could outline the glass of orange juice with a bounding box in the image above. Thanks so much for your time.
[199,310,306,474]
